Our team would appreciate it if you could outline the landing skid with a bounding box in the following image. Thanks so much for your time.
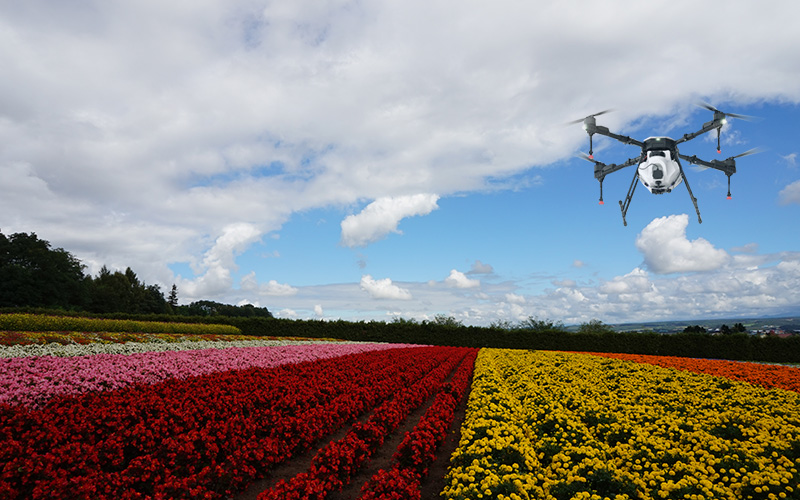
[677,158,702,224]
[618,169,639,226]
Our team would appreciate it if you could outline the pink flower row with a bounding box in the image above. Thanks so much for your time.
[0,342,417,408]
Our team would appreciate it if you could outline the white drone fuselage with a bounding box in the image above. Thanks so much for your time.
[638,137,682,194]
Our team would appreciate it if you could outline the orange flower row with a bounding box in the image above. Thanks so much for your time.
[584,351,800,393]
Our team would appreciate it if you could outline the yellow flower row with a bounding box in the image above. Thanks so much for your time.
[442,349,800,500]
[0,313,241,335]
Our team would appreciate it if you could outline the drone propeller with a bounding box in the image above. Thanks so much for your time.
[577,152,602,164]
[697,102,755,154]
[697,102,755,121]
[566,109,614,126]
[567,110,614,158]
[729,147,762,159]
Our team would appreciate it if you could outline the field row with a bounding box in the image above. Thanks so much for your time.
[444,349,800,500]
[0,342,416,407]
[0,314,241,335]
[585,351,800,393]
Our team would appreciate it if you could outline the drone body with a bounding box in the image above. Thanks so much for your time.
[571,105,758,225]
[639,137,682,195]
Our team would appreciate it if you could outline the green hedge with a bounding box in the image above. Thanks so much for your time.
[1,310,797,363]
[0,313,241,336]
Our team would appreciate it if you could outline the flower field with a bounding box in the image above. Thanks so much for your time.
[444,349,800,500]
[0,327,478,499]
[1,318,799,500]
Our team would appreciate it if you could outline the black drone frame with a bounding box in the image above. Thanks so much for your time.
[571,105,757,226]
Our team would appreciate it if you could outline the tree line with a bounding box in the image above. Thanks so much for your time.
[0,230,272,317]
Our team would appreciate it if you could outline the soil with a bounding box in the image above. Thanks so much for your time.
[234,360,473,500]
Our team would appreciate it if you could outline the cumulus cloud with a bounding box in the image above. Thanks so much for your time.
[180,222,262,298]
[360,275,412,300]
[340,194,440,247]
[778,180,800,205]
[635,215,729,274]
[240,272,298,296]
[314,304,324,317]
[469,260,494,274]
[445,269,480,289]
[600,268,654,295]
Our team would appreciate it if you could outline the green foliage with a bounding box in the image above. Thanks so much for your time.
[683,325,707,334]
[0,231,86,308]
[85,266,169,314]
[0,313,241,335]
[578,319,615,335]
[517,316,565,333]
[430,314,463,327]
[175,300,273,318]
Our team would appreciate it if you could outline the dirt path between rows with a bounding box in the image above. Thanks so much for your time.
[234,356,473,500]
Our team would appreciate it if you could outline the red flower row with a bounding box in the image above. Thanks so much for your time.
[358,349,478,500]
[0,346,459,499]
[258,348,479,500]
[584,351,800,393]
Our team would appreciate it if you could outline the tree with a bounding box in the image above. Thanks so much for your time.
[0,231,86,308]
[175,300,273,318]
[578,319,615,335]
[431,314,463,328]
[517,316,565,333]
[167,284,179,308]
[85,266,169,314]
[683,325,707,334]
[733,322,747,334]
[719,324,732,335]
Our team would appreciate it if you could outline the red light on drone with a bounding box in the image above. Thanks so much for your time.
[717,149,721,154]
[589,154,594,159]
[727,196,732,200]
[599,200,604,205]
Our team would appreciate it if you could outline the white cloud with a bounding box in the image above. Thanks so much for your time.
[600,268,654,295]
[778,180,800,205]
[360,275,412,300]
[781,153,797,167]
[445,269,480,289]
[240,272,298,297]
[180,222,262,298]
[2,2,800,324]
[635,215,729,274]
[340,194,440,247]
[505,293,526,305]
[469,260,494,275]
[572,260,586,268]
[314,304,324,317]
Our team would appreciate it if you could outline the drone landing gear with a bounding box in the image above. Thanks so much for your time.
[618,169,639,226]
[726,174,732,200]
[677,159,702,224]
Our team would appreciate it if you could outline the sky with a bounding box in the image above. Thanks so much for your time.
[2,1,800,326]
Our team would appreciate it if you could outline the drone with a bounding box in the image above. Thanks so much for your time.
[569,104,759,225]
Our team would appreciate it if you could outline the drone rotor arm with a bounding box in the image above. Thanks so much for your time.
[592,126,645,148]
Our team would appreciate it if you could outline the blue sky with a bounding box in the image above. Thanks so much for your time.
[2,1,799,325]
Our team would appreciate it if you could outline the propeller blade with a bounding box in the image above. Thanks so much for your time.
[577,152,604,165]
[697,101,756,121]
[725,112,756,121]
[565,109,614,125]
[698,101,720,113]
[730,147,762,159]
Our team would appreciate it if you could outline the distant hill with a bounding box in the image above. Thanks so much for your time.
[568,316,800,334]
